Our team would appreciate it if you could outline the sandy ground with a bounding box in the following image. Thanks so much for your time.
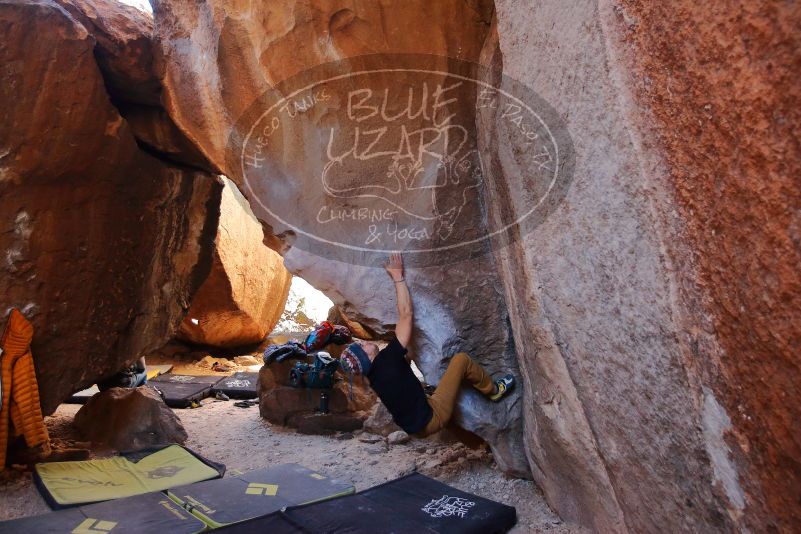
[0,399,583,533]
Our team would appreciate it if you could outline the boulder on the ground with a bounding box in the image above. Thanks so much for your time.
[259,362,376,412]
[259,357,376,435]
[363,402,402,437]
[178,178,292,348]
[74,387,187,450]
[388,431,410,445]
[259,384,374,427]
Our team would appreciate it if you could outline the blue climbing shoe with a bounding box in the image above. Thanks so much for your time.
[489,374,515,401]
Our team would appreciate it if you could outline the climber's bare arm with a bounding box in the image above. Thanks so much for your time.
[384,252,412,350]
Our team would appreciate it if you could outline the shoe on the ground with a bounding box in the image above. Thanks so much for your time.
[489,374,515,401]
[215,391,230,401]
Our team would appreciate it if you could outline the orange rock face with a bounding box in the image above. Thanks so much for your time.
[178,178,292,348]
[608,2,801,530]
[0,0,221,413]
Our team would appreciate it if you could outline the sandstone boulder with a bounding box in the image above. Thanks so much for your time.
[387,431,410,446]
[75,387,187,450]
[363,402,402,437]
[2,0,797,530]
[178,177,292,348]
[259,357,376,435]
[151,0,528,478]
[0,0,221,413]
[476,2,801,532]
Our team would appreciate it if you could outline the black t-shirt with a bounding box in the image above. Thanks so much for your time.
[366,337,433,434]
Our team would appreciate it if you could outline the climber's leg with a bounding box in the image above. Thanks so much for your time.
[416,352,497,437]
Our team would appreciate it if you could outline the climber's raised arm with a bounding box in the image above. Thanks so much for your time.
[384,252,412,349]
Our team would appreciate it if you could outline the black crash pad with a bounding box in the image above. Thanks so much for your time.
[0,491,207,534]
[167,464,354,528]
[150,373,223,385]
[211,372,260,399]
[148,374,223,408]
[216,472,517,534]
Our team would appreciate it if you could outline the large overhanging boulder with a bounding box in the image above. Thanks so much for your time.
[178,177,292,348]
[0,0,221,413]
[151,0,530,477]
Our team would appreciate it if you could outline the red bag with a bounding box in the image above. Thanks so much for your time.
[303,321,335,352]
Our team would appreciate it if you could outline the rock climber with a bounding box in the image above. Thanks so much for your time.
[339,252,515,437]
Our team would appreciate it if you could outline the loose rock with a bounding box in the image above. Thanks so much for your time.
[387,431,410,445]
[74,387,187,450]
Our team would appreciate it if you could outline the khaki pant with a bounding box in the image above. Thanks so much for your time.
[415,352,495,438]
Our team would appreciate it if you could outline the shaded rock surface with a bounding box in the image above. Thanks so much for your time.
[0,0,221,413]
[74,387,187,450]
[178,177,292,348]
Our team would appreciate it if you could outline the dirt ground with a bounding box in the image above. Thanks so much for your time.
[0,398,583,533]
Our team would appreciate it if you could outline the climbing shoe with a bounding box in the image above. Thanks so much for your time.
[489,374,515,401]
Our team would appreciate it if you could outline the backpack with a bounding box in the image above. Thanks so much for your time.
[288,352,339,389]
[303,321,335,352]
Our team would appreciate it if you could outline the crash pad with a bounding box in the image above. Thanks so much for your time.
[0,491,207,534]
[210,372,259,399]
[216,473,517,534]
[167,464,354,528]
[150,374,223,385]
[34,445,225,508]
[146,364,173,380]
[66,384,99,404]
[148,374,222,407]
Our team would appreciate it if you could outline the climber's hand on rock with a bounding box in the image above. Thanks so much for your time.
[384,252,404,282]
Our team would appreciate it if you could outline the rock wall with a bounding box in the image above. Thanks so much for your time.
[178,177,292,348]
[0,0,221,413]
[3,0,796,531]
[151,0,530,477]
[605,2,801,531]
[482,0,801,532]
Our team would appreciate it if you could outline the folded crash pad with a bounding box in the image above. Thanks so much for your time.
[34,444,225,509]
[167,464,354,528]
[210,372,260,399]
[148,374,223,407]
[216,473,517,534]
[0,491,207,534]
[66,384,99,404]
[146,364,174,380]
